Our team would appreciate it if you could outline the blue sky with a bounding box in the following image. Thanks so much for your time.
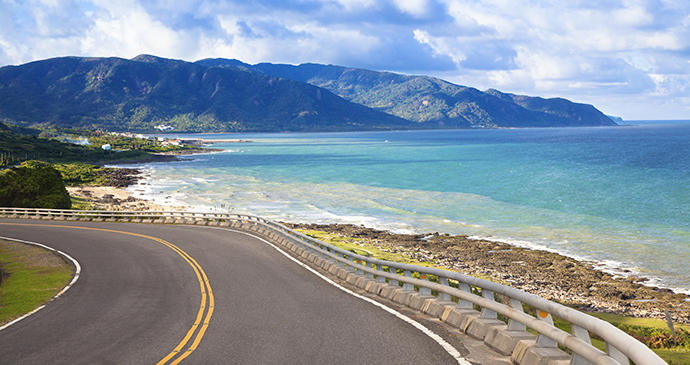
[1,0,689,120]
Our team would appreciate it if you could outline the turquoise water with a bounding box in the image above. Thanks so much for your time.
[123,124,690,293]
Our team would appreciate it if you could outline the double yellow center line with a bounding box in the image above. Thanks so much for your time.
[1,223,214,364]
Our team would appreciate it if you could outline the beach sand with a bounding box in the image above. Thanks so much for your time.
[67,185,191,212]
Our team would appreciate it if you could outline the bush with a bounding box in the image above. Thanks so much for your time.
[0,160,71,209]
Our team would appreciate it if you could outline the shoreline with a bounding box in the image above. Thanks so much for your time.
[96,148,218,166]
[71,166,690,325]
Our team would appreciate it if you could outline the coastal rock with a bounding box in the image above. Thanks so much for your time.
[97,168,141,188]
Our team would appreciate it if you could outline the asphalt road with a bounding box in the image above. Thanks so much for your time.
[0,219,468,364]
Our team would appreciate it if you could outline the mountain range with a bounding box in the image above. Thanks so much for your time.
[0,55,616,132]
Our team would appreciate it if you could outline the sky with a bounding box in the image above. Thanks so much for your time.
[1,0,689,120]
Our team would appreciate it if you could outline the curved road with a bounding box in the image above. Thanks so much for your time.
[0,219,470,364]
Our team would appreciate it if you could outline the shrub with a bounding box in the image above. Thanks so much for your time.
[0,160,71,209]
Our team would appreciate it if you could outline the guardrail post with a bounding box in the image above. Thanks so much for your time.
[605,342,629,365]
[438,277,452,301]
[336,252,346,267]
[457,282,473,309]
[480,289,498,319]
[535,310,558,348]
[354,259,365,275]
[507,298,527,331]
[363,261,374,279]
[388,267,399,286]
[402,270,414,291]
[419,273,431,295]
[570,325,595,365]
[374,264,387,283]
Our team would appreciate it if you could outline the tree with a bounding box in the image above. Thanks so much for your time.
[0,160,72,209]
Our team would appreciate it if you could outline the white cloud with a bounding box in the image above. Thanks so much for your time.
[79,1,195,59]
[392,0,428,17]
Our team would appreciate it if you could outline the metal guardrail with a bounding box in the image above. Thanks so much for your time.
[0,207,666,365]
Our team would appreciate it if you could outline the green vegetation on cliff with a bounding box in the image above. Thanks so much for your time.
[0,161,71,209]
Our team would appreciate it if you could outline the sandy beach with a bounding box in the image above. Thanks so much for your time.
[67,185,190,212]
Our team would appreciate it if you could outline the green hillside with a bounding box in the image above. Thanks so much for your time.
[197,59,616,128]
[0,55,415,133]
[0,55,616,133]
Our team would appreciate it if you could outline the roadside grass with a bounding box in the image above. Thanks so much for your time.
[0,240,73,326]
[296,229,428,265]
[70,195,95,210]
[296,228,690,364]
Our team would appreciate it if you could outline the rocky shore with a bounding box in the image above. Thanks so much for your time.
[283,222,690,324]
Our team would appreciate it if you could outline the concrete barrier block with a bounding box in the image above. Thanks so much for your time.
[207,221,219,226]
[408,294,437,311]
[422,300,456,319]
[379,285,402,300]
[511,340,570,365]
[484,327,537,356]
[392,290,418,306]
[466,318,507,340]
[364,281,384,295]
[319,260,333,271]
[354,276,371,289]
[53,217,65,221]
[444,308,481,330]
[66,217,78,221]
[328,265,342,276]
[335,268,350,279]
[346,273,363,285]
[338,269,353,280]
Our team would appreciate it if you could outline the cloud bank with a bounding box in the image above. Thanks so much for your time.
[1,0,688,119]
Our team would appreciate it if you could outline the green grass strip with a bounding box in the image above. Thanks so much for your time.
[0,240,73,326]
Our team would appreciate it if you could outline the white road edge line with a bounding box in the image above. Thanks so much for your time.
[0,236,82,332]
[219,228,471,365]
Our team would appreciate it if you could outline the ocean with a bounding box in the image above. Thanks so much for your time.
[121,122,690,294]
